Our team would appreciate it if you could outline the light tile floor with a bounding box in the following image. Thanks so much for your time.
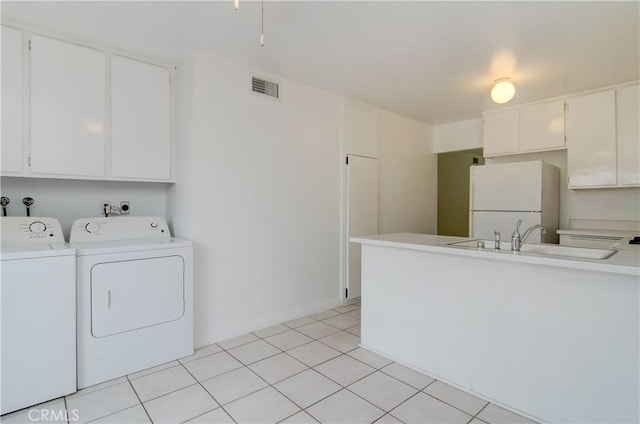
[2,304,538,424]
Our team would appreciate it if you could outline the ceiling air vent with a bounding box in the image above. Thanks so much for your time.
[252,76,279,99]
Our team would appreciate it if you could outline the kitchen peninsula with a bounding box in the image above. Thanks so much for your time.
[352,233,639,424]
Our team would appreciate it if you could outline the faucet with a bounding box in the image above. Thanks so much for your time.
[511,219,547,251]
[494,230,501,250]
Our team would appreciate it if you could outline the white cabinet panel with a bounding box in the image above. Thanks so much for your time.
[566,90,617,188]
[111,55,171,180]
[346,155,378,300]
[482,109,519,157]
[617,84,640,186]
[343,99,379,158]
[520,99,565,152]
[30,35,106,177]
[1,26,24,175]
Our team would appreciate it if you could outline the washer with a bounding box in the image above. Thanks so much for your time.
[1,217,76,415]
[70,216,193,389]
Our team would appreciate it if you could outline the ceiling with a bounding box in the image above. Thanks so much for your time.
[2,1,639,125]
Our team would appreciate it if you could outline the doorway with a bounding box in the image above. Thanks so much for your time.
[437,149,484,237]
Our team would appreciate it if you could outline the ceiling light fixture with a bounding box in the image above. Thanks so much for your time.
[491,78,515,104]
[260,0,265,46]
[234,0,239,10]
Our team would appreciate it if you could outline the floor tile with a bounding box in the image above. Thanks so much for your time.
[218,333,260,350]
[130,364,196,402]
[280,410,319,423]
[347,348,393,369]
[224,387,300,423]
[424,381,488,416]
[66,381,139,424]
[287,341,342,367]
[346,309,361,319]
[201,366,268,405]
[310,309,340,320]
[477,403,537,424]
[180,344,223,364]
[306,389,384,424]
[2,399,67,424]
[128,360,180,380]
[381,363,435,390]
[253,323,290,338]
[184,407,235,423]
[347,325,361,336]
[67,377,128,399]
[314,355,375,386]
[323,314,360,330]
[390,392,471,424]
[266,330,314,351]
[90,405,150,423]
[144,384,218,424]
[374,414,403,423]
[469,418,489,424]
[227,339,281,365]
[249,353,308,384]
[319,331,360,353]
[349,371,418,411]
[274,369,341,408]
[332,304,360,313]
[296,321,341,339]
[183,351,243,381]
[284,316,317,328]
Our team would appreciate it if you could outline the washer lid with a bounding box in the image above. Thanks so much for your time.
[72,237,192,256]
[1,242,76,260]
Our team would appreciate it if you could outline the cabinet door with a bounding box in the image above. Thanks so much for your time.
[343,99,379,158]
[30,35,106,177]
[520,100,565,152]
[566,90,616,188]
[617,84,640,186]
[111,55,172,180]
[1,26,23,175]
[482,109,519,157]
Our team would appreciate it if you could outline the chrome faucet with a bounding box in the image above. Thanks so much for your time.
[494,230,501,250]
[511,219,547,251]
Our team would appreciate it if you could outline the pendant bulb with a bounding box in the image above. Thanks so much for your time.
[234,0,239,10]
[260,33,264,46]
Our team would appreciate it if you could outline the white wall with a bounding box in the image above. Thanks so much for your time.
[486,150,640,229]
[378,111,437,234]
[168,52,343,347]
[0,177,167,239]
[433,119,483,153]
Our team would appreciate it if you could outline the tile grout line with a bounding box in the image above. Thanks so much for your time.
[125,374,154,424]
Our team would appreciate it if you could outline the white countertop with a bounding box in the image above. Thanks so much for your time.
[351,233,640,276]
[557,228,636,237]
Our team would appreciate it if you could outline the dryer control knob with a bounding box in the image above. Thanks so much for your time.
[150,222,158,229]
[85,222,101,233]
[29,221,46,233]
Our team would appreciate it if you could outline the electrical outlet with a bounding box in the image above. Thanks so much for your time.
[120,201,130,214]
[101,201,111,215]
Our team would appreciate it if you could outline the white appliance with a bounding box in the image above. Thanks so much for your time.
[70,216,193,389]
[470,161,559,243]
[1,217,76,414]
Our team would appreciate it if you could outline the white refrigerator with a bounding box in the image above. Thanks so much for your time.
[469,161,559,244]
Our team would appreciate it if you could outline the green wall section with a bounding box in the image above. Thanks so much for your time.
[437,149,484,237]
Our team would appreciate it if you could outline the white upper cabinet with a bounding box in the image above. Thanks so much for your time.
[616,84,640,186]
[1,26,24,175]
[343,98,379,158]
[520,100,566,152]
[482,109,519,157]
[566,90,617,188]
[111,55,172,180]
[30,35,106,177]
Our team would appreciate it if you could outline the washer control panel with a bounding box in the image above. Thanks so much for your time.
[1,217,65,242]
[69,216,171,242]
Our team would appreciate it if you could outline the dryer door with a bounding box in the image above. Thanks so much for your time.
[91,255,185,337]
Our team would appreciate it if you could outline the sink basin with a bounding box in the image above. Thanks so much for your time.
[447,239,617,260]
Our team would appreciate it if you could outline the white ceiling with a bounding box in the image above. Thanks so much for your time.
[3,1,639,125]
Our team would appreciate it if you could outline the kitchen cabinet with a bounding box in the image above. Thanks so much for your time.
[566,90,617,188]
[111,55,172,180]
[1,26,24,175]
[482,109,519,156]
[343,98,379,158]
[30,35,107,178]
[617,84,640,186]
[520,99,565,152]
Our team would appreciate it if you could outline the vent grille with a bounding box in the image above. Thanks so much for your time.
[252,76,279,98]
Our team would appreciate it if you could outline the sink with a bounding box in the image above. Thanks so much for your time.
[447,239,617,260]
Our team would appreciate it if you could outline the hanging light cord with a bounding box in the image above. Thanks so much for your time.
[260,0,265,46]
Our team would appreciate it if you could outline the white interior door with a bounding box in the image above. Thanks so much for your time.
[346,155,378,300]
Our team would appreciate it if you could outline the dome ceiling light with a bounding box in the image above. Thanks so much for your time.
[491,78,516,104]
